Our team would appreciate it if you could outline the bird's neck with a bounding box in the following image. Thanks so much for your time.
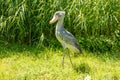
[56,18,64,30]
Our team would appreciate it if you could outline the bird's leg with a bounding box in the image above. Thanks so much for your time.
[67,49,73,67]
[68,53,73,67]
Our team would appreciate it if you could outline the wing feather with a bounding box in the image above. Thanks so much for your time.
[56,29,82,53]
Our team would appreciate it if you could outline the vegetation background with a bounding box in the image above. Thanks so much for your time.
[0,0,120,79]
[0,0,120,52]
[0,0,120,53]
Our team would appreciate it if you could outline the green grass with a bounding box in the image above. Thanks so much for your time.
[0,44,120,80]
[0,0,119,53]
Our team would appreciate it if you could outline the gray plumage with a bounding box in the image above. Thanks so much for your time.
[55,26,82,53]
[50,11,82,67]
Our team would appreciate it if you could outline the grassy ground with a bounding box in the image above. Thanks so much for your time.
[0,44,120,80]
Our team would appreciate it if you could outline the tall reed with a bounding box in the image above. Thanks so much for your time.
[0,0,119,52]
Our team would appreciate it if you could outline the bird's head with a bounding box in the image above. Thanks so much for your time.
[50,11,65,24]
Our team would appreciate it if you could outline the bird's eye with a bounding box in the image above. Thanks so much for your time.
[55,13,61,17]
[56,13,59,16]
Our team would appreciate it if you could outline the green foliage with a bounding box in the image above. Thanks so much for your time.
[81,35,119,53]
[0,0,120,52]
[0,45,120,79]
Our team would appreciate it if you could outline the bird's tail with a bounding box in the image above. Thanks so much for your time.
[79,47,82,54]
[79,48,82,53]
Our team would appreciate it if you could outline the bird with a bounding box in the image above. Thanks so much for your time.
[49,11,82,67]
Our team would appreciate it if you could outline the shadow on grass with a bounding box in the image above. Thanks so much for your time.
[0,43,120,62]
[97,52,120,62]
[0,43,44,59]
[83,50,120,62]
